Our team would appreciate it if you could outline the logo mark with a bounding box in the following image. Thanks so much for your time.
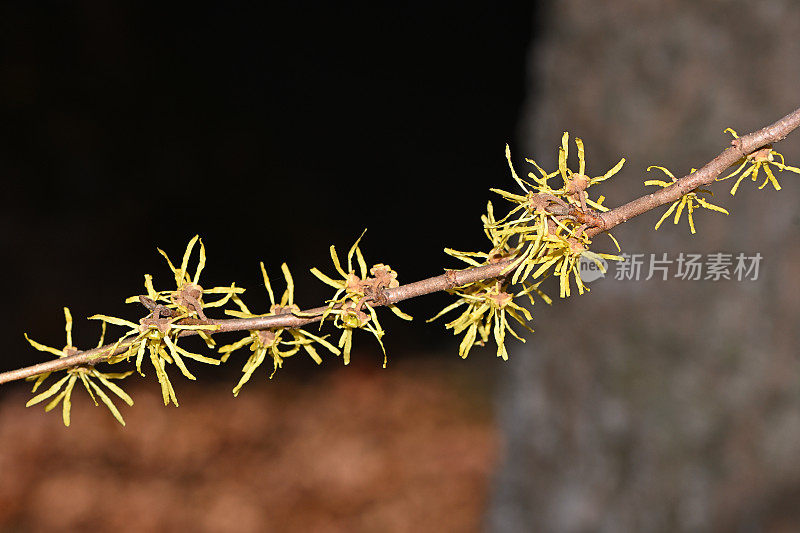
[578,255,607,282]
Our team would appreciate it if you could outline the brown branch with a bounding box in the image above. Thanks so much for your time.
[0,261,511,385]
[3,105,800,386]
[587,106,800,237]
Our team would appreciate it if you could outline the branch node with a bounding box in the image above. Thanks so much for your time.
[370,287,391,307]
[730,137,746,157]
[444,270,459,290]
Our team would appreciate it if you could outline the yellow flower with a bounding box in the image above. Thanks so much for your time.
[481,143,622,288]
[89,310,220,407]
[89,235,244,406]
[646,166,729,234]
[491,145,581,237]
[457,136,637,320]
[219,262,339,395]
[24,307,134,426]
[309,231,412,367]
[531,231,620,298]
[556,132,624,212]
[90,236,237,406]
[125,235,244,322]
[428,280,543,360]
[718,128,800,194]
[499,143,561,197]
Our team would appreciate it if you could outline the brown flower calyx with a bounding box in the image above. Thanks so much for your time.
[749,145,774,162]
[529,193,570,215]
[345,272,367,295]
[370,264,399,289]
[487,290,513,309]
[256,329,277,347]
[138,301,177,334]
[344,264,400,307]
[568,188,590,213]
[568,238,587,253]
[565,174,590,195]
[139,315,172,335]
[269,303,301,316]
[137,295,176,316]
[63,345,79,357]
[171,283,207,320]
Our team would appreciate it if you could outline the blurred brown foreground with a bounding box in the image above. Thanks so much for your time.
[0,356,496,532]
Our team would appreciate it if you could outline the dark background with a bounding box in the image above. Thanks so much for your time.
[0,7,533,528]
[1,3,535,374]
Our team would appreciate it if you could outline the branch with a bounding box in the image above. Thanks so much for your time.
[587,106,800,237]
[0,261,511,385]
[3,105,800,387]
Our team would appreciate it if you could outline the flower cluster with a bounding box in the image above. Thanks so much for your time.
[555,132,624,213]
[124,235,242,322]
[490,136,623,288]
[19,122,797,429]
[645,166,729,234]
[90,236,236,406]
[310,231,413,367]
[21,233,419,426]
[22,236,246,424]
[428,279,545,360]
[24,308,133,426]
[435,134,624,358]
[219,262,339,396]
[718,128,800,195]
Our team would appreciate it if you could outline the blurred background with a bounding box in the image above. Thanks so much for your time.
[2,1,800,531]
